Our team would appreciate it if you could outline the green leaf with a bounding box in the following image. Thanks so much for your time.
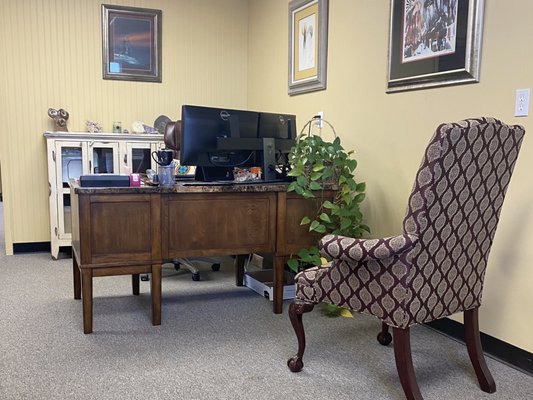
[287,259,299,273]
[355,182,366,192]
[347,159,357,171]
[314,224,327,233]
[340,218,352,230]
[300,216,311,225]
[302,190,315,198]
[296,176,308,186]
[319,213,331,223]
[309,220,320,231]
[310,171,322,181]
[312,163,325,172]
[323,200,335,209]
[309,181,322,191]
[354,193,366,203]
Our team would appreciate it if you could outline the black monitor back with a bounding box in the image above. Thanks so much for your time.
[180,105,259,167]
[257,112,297,140]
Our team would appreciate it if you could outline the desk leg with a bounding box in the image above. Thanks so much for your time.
[73,256,81,300]
[234,254,247,286]
[132,274,140,295]
[273,255,285,314]
[151,264,162,326]
[81,268,93,334]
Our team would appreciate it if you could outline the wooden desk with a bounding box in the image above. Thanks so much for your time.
[70,182,329,333]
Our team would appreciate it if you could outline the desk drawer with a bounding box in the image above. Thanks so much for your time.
[162,193,276,257]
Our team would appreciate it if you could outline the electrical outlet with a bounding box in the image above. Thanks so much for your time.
[315,111,324,128]
[515,88,530,117]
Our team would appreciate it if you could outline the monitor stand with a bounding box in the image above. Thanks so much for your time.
[194,166,234,182]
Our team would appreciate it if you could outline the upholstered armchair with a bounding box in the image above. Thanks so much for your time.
[287,118,525,399]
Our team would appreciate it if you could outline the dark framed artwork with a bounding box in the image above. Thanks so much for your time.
[288,0,329,96]
[387,0,484,93]
[102,4,162,82]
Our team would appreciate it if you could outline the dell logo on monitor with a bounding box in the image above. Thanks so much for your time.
[220,110,231,121]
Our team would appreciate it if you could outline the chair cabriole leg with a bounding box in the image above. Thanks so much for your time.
[392,327,423,400]
[464,307,496,393]
[287,299,315,372]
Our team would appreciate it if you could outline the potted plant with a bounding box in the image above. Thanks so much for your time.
[286,118,370,274]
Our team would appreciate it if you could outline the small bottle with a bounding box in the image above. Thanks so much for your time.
[112,121,122,133]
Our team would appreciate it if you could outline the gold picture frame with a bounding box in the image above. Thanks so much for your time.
[102,4,162,83]
[288,0,328,96]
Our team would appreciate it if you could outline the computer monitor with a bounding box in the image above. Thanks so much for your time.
[180,105,296,181]
[180,105,260,180]
[256,112,296,179]
[257,112,296,140]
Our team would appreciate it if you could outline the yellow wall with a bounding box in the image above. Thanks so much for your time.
[0,0,249,251]
[248,0,533,352]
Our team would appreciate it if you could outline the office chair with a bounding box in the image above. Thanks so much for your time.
[287,118,525,399]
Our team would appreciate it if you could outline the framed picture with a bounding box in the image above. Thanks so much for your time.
[288,0,329,96]
[102,4,162,82]
[387,0,484,93]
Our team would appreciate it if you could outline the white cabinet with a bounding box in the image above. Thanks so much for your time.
[44,131,164,259]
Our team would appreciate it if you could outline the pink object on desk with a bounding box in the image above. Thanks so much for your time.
[129,174,141,187]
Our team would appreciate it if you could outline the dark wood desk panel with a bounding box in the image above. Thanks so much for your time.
[281,192,332,254]
[162,192,276,257]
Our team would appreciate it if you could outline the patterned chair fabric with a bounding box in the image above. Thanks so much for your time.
[295,117,525,329]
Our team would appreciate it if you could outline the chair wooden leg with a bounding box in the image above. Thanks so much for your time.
[464,308,496,393]
[287,299,315,372]
[393,327,423,400]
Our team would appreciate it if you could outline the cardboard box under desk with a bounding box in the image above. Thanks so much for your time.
[244,270,295,301]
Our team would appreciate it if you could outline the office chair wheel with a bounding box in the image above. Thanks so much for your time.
[211,263,221,271]
[192,272,200,281]
[377,330,392,346]
[140,274,150,282]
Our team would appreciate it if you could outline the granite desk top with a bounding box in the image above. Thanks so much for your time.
[70,180,294,194]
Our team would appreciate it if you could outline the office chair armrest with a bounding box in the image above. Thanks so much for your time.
[319,233,419,263]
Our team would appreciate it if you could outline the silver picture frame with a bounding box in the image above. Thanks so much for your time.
[288,0,329,96]
[102,4,162,83]
[387,0,484,93]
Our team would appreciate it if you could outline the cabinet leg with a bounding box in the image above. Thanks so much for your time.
[51,242,59,260]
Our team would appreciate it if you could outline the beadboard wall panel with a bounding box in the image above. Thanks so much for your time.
[0,0,249,253]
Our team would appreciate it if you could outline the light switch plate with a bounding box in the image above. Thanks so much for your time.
[515,88,530,117]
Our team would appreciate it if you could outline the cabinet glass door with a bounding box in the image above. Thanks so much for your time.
[90,142,119,174]
[126,143,153,174]
[54,142,87,238]
[60,146,83,188]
